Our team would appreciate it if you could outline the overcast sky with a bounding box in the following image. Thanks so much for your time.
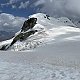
[0,0,80,18]
[34,0,80,19]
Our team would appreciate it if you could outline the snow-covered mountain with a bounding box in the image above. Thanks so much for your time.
[0,13,80,80]
[0,13,80,51]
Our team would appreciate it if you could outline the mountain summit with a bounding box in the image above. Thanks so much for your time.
[0,13,80,51]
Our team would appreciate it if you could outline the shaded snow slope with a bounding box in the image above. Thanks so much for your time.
[0,13,80,51]
[0,61,79,80]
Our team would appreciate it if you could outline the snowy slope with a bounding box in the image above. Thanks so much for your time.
[0,61,79,80]
[0,13,80,51]
[0,13,80,80]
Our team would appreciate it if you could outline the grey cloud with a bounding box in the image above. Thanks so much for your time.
[34,0,45,7]
[34,0,80,19]
[19,1,30,9]
[0,13,26,41]
[65,0,80,15]
[9,0,20,4]
[0,0,20,8]
[0,13,26,31]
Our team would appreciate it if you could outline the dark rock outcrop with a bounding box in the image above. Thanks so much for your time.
[0,17,38,50]
[21,18,37,32]
[9,30,37,48]
[44,15,50,20]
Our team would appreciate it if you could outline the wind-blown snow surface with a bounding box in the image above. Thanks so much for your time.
[0,50,80,80]
[0,61,80,80]
[0,13,80,80]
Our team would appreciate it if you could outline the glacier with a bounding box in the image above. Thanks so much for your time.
[0,13,80,51]
[0,13,80,80]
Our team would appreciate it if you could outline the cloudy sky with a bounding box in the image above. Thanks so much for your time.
[0,0,80,18]
[0,0,80,41]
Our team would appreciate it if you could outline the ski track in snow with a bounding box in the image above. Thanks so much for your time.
[0,61,80,80]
